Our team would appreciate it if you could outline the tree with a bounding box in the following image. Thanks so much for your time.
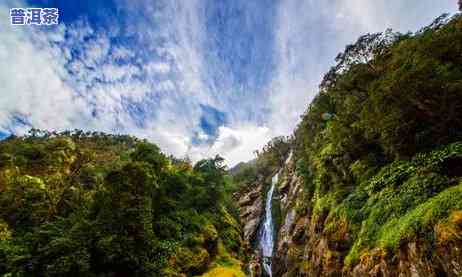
[130,142,167,175]
[91,162,159,275]
[319,29,408,94]
[192,156,227,210]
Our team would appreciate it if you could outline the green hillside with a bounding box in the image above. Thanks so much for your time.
[0,131,244,276]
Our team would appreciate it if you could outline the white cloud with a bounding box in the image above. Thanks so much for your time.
[145,62,171,75]
[267,0,457,138]
[156,80,175,92]
[0,0,458,167]
[131,124,192,158]
[83,35,110,66]
[112,46,135,60]
[0,7,89,134]
[334,0,455,33]
[187,125,273,167]
[211,125,272,165]
[0,4,151,138]
[101,63,140,82]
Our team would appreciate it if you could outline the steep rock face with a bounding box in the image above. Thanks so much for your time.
[271,150,462,277]
[349,240,462,277]
[237,179,265,277]
[348,211,462,277]
[238,159,462,276]
[272,152,320,277]
[238,179,264,248]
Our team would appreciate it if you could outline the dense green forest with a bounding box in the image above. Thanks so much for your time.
[0,131,244,276]
[1,12,462,277]
[279,13,462,274]
[295,12,462,257]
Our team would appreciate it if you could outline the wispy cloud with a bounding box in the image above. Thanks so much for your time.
[0,0,457,166]
[0,6,88,134]
[267,0,456,137]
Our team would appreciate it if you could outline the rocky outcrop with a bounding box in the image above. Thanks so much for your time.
[237,178,266,277]
[248,252,263,277]
[272,152,317,277]
[347,240,462,277]
[271,151,462,277]
[238,180,264,247]
[237,148,462,277]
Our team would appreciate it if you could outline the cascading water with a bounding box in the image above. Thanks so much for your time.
[259,172,279,276]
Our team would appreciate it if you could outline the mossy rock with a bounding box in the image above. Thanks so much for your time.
[435,210,462,245]
[22,175,47,190]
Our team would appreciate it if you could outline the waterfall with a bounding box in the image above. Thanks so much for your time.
[259,172,278,276]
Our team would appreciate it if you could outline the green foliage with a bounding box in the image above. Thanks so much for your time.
[0,132,244,276]
[193,156,227,211]
[336,143,462,265]
[295,14,462,193]
[232,136,291,194]
[130,142,167,174]
[288,14,462,271]
[231,162,258,188]
[255,136,291,177]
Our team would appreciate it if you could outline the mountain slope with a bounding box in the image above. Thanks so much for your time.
[236,14,462,277]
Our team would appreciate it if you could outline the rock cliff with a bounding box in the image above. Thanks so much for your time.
[236,14,462,277]
[238,145,462,277]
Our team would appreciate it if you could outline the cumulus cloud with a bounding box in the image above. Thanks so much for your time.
[188,125,274,167]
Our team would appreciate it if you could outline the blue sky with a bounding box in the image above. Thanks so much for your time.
[0,0,457,165]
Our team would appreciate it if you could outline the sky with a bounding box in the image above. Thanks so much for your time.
[0,0,458,166]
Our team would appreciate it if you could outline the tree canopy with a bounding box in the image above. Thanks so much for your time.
[0,132,243,276]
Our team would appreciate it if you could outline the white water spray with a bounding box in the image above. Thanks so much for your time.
[259,172,278,276]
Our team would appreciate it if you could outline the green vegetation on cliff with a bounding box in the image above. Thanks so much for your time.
[0,131,244,276]
[232,14,462,275]
[291,14,462,271]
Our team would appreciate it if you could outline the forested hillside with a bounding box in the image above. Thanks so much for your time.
[236,14,462,276]
[0,131,245,276]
